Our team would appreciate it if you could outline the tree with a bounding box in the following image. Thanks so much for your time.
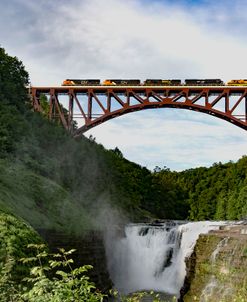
[0,47,29,111]
[111,147,123,158]
[0,47,30,157]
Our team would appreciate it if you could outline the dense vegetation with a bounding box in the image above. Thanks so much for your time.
[0,212,44,301]
[182,159,247,220]
[152,158,247,221]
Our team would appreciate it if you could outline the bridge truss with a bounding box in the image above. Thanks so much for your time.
[31,86,247,135]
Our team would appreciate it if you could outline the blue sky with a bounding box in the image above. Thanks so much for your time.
[1,0,247,171]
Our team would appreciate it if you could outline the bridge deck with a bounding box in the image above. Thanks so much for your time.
[32,85,247,90]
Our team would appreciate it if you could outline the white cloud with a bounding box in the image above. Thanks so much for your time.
[4,0,247,84]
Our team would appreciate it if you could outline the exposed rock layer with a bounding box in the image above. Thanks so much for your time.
[181,224,247,302]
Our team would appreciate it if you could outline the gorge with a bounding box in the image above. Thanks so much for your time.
[0,46,247,301]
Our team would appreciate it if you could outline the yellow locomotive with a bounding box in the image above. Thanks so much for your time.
[102,79,141,86]
[226,79,247,86]
[62,79,100,86]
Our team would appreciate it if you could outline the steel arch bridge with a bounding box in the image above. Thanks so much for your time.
[31,86,247,135]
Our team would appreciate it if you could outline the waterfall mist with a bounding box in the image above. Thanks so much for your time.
[105,221,225,296]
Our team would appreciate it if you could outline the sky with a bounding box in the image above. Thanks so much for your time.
[1,0,247,171]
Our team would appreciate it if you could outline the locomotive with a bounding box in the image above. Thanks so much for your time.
[102,79,141,86]
[62,79,101,86]
[226,79,247,86]
[61,78,247,86]
[143,79,181,86]
[184,79,224,86]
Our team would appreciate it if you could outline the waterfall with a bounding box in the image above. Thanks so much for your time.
[105,221,225,296]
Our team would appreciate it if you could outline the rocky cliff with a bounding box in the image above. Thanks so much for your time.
[181,224,247,302]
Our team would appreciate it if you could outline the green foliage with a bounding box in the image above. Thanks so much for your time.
[0,103,28,156]
[0,212,44,301]
[0,159,92,233]
[0,47,30,157]
[1,241,175,302]
[105,152,189,220]
[155,158,247,221]
[149,167,189,219]
[0,47,29,111]
[39,94,50,118]
[17,244,104,302]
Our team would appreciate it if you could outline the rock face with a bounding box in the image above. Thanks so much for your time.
[181,224,247,302]
[37,229,112,292]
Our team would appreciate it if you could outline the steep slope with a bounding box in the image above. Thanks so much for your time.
[0,47,165,237]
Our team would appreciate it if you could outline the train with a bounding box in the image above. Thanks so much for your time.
[61,79,247,86]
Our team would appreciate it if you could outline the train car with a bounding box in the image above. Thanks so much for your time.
[203,79,224,86]
[102,79,141,86]
[162,79,182,86]
[184,79,224,86]
[144,79,182,86]
[143,79,163,86]
[62,79,101,86]
[226,79,247,86]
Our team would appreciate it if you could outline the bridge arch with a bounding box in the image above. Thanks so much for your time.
[74,102,246,136]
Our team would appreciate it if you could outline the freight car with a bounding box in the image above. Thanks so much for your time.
[62,79,101,86]
[102,79,141,86]
[143,79,182,86]
[163,79,181,85]
[143,79,163,85]
[184,79,224,86]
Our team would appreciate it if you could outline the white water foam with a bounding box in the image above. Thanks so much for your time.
[105,221,226,296]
